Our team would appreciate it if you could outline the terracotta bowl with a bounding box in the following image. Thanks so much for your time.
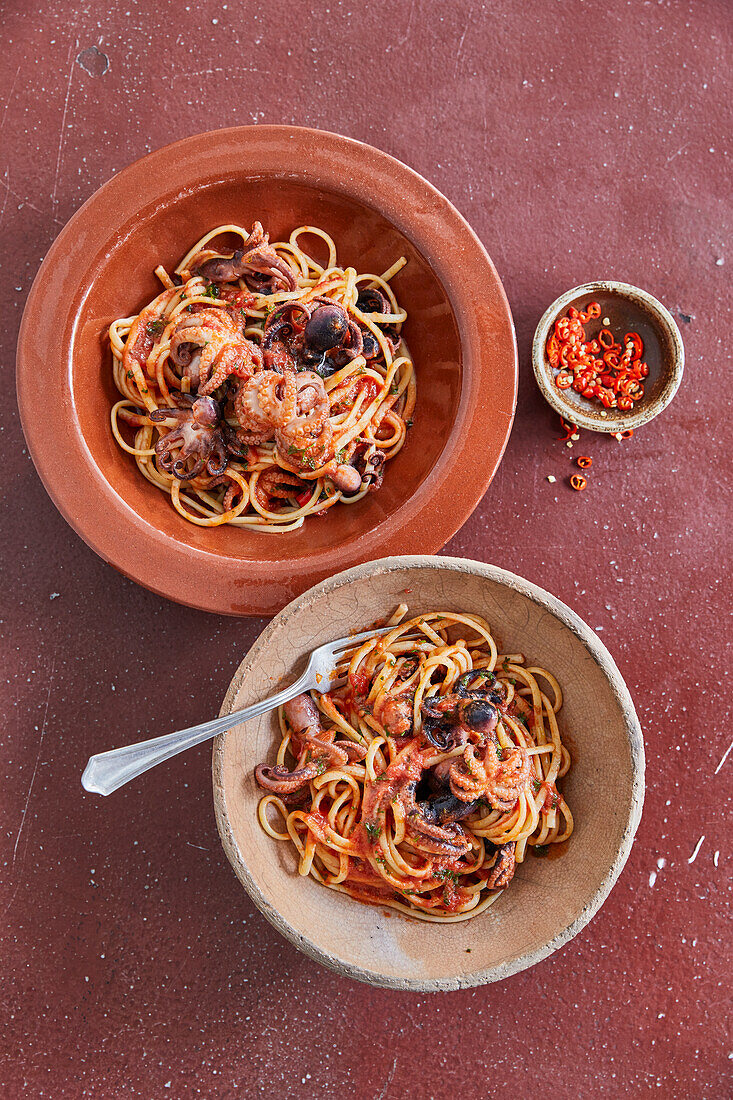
[16,126,517,615]
[532,281,684,433]
[213,555,644,991]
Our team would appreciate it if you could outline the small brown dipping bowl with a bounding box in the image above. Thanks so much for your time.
[16,126,517,616]
[532,281,684,433]
[213,555,645,991]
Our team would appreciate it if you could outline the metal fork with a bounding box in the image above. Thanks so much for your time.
[81,626,392,796]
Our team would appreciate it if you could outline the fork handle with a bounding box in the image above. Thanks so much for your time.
[81,671,314,796]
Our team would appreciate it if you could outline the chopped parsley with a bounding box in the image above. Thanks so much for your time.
[434,868,460,884]
[532,778,542,794]
[364,821,380,841]
[203,283,220,299]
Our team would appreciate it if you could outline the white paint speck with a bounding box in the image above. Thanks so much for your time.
[687,835,705,864]
[714,739,733,774]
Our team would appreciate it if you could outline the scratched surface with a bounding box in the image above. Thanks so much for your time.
[1,1,731,1097]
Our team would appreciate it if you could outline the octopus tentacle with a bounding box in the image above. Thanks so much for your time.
[449,739,530,810]
[484,842,517,889]
[150,395,229,481]
[254,762,319,795]
[194,222,297,293]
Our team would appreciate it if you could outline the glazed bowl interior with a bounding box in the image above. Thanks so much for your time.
[213,556,644,991]
[532,281,684,433]
[76,178,461,559]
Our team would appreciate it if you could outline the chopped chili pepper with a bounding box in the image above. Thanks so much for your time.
[546,302,648,411]
[558,417,577,442]
[576,455,592,469]
[570,474,587,491]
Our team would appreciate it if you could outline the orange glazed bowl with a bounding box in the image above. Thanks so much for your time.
[16,127,517,615]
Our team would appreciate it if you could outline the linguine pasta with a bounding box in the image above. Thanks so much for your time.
[109,222,415,531]
[255,606,574,922]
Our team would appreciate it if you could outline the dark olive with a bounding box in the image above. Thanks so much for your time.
[459,700,497,733]
[303,304,349,352]
[361,330,380,359]
[356,288,388,314]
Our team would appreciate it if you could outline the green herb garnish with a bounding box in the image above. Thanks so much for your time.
[434,868,460,884]
[146,318,166,337]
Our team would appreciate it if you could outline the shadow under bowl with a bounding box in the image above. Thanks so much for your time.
[532,281,684,433]
[213,555,644,991]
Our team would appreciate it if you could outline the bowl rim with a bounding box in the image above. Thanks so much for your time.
[212,553,645,991]
[16,125,518,616]
[531,280,684,433]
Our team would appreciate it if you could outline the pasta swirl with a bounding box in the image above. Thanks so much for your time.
[109,223,415,531]
[255,607,574,922]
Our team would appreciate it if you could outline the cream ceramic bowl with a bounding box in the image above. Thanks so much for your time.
[213,556,644,991]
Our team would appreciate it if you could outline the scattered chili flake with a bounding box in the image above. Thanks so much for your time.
[558,417,577,442]
[547,302,648,410]
[570,474,587,491]
[576,455,593,469]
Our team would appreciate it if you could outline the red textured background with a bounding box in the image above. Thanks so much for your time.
[2,1,731,1096]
